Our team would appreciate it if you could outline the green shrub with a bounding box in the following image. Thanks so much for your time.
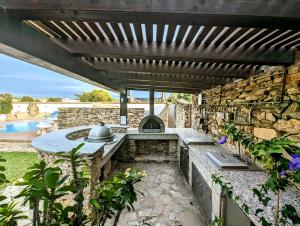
[76,89,113,102]
[47,97,62,102]
[0,93,13,114]
[20,96,34,102]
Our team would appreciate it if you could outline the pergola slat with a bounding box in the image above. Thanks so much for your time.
[122,23,133,42]
[54,39,295,65]
[85,58,252,78]
[98,22,115,41]
[133,23,143,42]
[110,22,124,42]
[156,24,165,43]
[0,1,299,94]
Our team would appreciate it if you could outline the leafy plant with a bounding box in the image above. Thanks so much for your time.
[0,155,27,226]
[215,122,300,226]
[55,143,90,225]
[0,201,27,226]
[90,168,146,226]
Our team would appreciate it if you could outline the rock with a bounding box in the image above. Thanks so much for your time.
[274,77,283,83]
[257,112,266,120]
[253,128,278,140]
[274,119,300,134]
[27,103,39,117]
[282,102,300,119]
[287,134,300,142]
[266,113,276,122]
[291,94,300,102]
[252,111,265,120]
[286,72,300,84]
[287,87,300,95]
[254,89,267,96]
[245,94,260,101]
[286,112,300,120]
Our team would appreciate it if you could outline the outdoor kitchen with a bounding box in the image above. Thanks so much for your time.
[1,1,300,225]
[32,76,300,225]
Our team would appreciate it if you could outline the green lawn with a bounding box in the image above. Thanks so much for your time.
[0,152,38,189]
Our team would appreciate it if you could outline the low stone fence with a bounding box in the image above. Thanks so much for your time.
[57,107,145,129]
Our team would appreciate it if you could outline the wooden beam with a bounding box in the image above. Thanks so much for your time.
[127,87,200,94]
[2,0,300,29]
[116,79,211,90]
[85,58,251,78]
[109,72,229,84]
[55,39,294,65]
[0,11,119,92]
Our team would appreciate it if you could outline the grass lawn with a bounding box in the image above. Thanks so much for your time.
[0,152,38,189]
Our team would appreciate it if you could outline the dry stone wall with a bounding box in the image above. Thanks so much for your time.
[175,97,200,130]
[113,139,178,162]
[57,107,145,129]
[198,63,300,142]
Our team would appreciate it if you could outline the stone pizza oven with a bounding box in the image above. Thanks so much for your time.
[138,115,165,133]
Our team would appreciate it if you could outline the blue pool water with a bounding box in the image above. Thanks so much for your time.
[0,121,41,133]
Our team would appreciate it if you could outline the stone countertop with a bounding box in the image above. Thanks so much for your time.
[189,144,300,226]
[32,125,106,154]
[33,126,214,156]
[127,128,214,144]
[32,124,128,154]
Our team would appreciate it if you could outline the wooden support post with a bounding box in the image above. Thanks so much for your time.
[149,88,155,116]
[120,89,128,125]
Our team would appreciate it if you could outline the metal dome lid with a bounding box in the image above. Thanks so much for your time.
[87,122,114,141]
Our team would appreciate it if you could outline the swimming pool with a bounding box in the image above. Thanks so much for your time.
[0,121,41,133]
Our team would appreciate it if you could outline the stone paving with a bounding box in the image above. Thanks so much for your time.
[110,162,206,226]
[0,142,37,152]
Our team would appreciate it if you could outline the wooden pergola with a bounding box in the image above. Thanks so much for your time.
[0,1,300,120]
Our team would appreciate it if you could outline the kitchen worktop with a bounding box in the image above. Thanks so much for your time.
[189,144,300,226]
[32,126,213,155]
[32,126,300,225]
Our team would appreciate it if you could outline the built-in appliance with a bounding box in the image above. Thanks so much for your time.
[85,122,117,144]
[206,152,249,169]
[192,163,212,224]
[138,115,165,133]
[180,143,189,183]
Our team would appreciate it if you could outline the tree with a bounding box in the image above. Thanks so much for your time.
[167,93,192,103]
[47,97,62,102]
[0,93,13,114]
[20,96,34,102]
[76,89,112,102]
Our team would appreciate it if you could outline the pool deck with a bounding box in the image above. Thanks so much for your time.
[0,131,38,142]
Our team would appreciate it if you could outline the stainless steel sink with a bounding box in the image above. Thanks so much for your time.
[206,152,249,169]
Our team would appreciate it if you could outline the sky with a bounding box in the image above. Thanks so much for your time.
[0,53,155,99]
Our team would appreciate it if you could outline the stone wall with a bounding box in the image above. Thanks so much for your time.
[38,149,103,207]
[113,139,178,162]
[175,98,200,130]
[57,107,145,129]
[175,100,191,128]
[197,63,300,143]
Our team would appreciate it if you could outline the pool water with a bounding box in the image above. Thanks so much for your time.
[0,121,40,133]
